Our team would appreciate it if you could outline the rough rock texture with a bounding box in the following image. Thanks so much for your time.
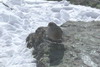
[67,0,100,9]
[26,21,100,67]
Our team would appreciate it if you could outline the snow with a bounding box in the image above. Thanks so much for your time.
[0,0,100,67]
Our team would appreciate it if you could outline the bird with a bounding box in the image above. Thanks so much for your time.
[47,22,63,42]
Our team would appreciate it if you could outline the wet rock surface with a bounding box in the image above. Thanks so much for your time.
[26,21,100,67]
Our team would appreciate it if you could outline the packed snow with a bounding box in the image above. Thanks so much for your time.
[0,0,100,67]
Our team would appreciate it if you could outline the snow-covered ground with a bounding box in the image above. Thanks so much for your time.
[0,0,100,67]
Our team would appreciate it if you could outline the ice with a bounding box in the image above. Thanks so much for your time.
[60,0,69,6]
[64,1,69,6]
[7,0,24,5]
[0,13,10,22]
[63,6,73,10]
[51,5,63,12]
[60,9,70,21]
[51,7,62,12]
[7,63,36,67]
[79,11,100,19]
[0,0,100,67]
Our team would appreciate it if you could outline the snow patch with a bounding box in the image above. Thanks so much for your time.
[0,0,100,67]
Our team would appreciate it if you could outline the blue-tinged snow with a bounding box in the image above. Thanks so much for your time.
[0,0,100,67]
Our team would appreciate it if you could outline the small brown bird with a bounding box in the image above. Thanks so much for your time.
[47,22,63,42]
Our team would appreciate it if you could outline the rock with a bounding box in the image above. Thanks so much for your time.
[26,27,46,49]
[47,22,63,42]
[26,21,100,67]
[67,0,100,9]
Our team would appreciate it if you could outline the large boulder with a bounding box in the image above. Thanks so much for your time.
[26,21,100,67]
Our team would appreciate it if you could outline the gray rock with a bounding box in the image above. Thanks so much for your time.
[26,21,100,67]
[67,0,100,9]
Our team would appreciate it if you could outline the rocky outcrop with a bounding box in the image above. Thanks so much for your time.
[67,0,100,9]
[26,21,100,67]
